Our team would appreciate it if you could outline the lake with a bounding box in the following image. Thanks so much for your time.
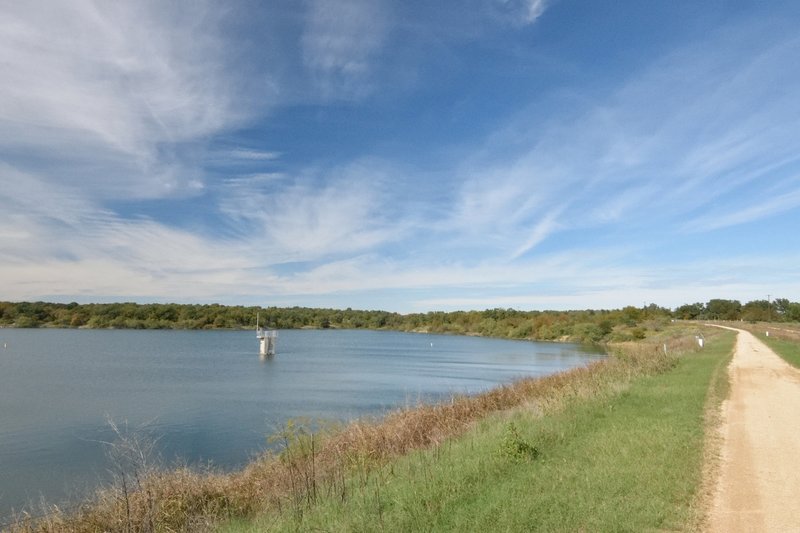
[0,328,604,520]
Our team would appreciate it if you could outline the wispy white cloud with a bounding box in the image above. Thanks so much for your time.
[233,14,800,305]
[509,208,563,260]
[445,152,569,258]
[0,1,251,200]
[218,159,410,263]
[491,0,547,27]
[403,250,800,312]
[683,184,800,232]
[450,16,800,250]
[271,249,640,296]
[223,173,288,188]
[0,171,254,275]
[261,181,395,260]
[2,2,799,311]
[251,246,800,312]
[589,185,659,224]
[301,0,390,98]
[524,0,547,23]
[227,149,282,161]
[518,0,547,25]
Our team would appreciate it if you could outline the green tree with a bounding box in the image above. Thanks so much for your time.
[741,300,770,322]
[705,299,742,320]
[15,315,39,328]
[674,302,704,320]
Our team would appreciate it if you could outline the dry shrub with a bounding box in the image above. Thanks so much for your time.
[7,331,708,532]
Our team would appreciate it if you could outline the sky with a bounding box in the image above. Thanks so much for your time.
[2,0,800,313]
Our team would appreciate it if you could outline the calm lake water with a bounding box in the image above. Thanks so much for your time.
[0,328,603,519]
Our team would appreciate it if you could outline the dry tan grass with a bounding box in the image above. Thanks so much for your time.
[706,321,800,343]
[6,330,713,533]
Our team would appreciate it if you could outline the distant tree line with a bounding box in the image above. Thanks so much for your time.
[673,298,800,322]
[1,298,798,344]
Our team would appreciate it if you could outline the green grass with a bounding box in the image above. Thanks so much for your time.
[760,335,800,368]
[225,331,734,532]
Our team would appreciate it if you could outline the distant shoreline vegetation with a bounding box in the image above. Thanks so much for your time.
[2,298,798,344]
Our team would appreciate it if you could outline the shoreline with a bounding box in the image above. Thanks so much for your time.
[6,325,717,531]
[0,328,603,526]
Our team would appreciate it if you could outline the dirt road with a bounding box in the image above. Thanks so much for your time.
[707,326,800,532]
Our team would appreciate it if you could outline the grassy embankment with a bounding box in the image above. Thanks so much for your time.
[223,327,734,532]
[762,337,800,368]
[9,326,733,532]
[748,324,800,368]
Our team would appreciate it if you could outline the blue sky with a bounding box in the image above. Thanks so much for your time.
[2,0,799,312]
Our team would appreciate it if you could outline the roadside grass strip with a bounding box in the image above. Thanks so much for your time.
[759,336,800,369]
